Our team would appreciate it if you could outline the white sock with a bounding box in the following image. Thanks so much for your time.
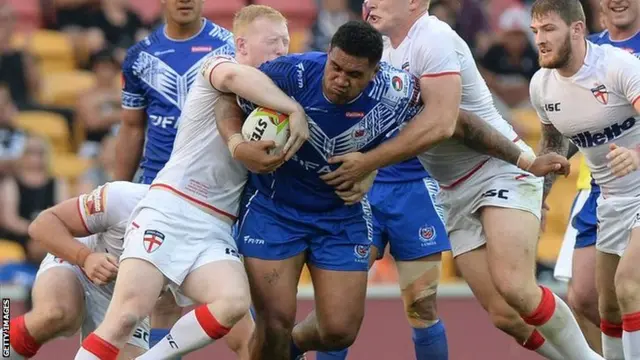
[74,347,101,360]
[623,330,640,359]
[600,320,624,360]
[535,341,565,360]
[136,305,230,359]
[524,288,603,360]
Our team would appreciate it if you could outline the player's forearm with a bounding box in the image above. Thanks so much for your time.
[364,108,456,170]
[454,110,522,166]
[28,210,92,267]
[113,124,144,181]
[223,66,302,115]
[538,124,570,200]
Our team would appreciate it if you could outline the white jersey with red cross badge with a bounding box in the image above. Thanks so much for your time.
[382,13,519,186]
[76,181,149,256]
[530,42,640,197]
[151,54,247,221]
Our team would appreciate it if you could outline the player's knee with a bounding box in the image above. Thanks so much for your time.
[212,292,251,326]
[404,292,438,324]
[487,302,528,337]
[34,304,82,336]
[318,315,363,349]
[568,284,598,319]
[614,268,640,311]
[492,277,535,312]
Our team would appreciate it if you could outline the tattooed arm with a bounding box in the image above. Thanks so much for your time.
[538,123,570,200]
[454,110,522,166]
[453,110,570,177]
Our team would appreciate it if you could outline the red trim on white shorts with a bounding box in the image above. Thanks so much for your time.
[441,136,521,190]
[420,71,461,78]
[150,183,236,221]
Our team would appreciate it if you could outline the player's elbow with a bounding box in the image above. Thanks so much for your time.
[27,211,48,244]
[433,109,458,141]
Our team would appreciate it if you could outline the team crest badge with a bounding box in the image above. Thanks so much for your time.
[401,61,410,71]
[591,84,608,105]
[354,244,370,259]
[419,225,436,243]
[143,230,165,253]
[391,75,404,92]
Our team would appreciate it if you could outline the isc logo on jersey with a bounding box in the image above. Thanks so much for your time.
[242,107,290,155]
[571,117,636,148]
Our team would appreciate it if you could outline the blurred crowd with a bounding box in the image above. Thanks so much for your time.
[0,0,604,292]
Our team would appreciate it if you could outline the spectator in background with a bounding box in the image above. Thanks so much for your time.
[479,6,539,108]
[76,133,116,195]
[88,0,148,64]
[0,83,26,177]
[309,0,353,51]
[75,49,121,158]
[0,3,42,109]
[440,0,493,56]
[429,0,457,26]
[0,3,75,129]
[0,135,68,265]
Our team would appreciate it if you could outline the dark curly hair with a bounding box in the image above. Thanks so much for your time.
[329,20,383,66]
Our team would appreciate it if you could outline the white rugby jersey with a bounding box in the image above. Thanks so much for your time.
[382,13,519,186]
[530,42,640,197]
[152,55,247,220]
[77,181,148,256]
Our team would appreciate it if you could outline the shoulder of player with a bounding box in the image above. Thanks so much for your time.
[203,20,234,42]
[529,68,552,94]
[122,31,162,68]
[93,181,148,215]
[411,15,455,46]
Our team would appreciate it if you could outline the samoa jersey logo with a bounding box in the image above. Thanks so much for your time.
[571,117,636,148]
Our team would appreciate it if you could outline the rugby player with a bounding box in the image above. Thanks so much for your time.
[321,1,601,359]
[114,0,237,353]
[6,182,149,360]
[219,19,569,360]
[531,0,640,357]
[553,0,640,353]
[73,6,309,360]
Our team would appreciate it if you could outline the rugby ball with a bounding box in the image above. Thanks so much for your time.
[242,107,290,155]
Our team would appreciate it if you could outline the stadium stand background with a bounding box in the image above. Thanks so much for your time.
[0,0,602,358]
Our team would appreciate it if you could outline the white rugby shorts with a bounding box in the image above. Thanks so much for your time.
[37,249,150,349]
[596,195,640,257]
[120,189,241,306]
[438,141,543,257]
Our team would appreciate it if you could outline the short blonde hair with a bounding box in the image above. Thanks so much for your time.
[233,5,287,36]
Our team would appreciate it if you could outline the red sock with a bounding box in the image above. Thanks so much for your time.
[80,333,119,360]
[601,319,623,338]
[194,305,231,339]
[521,329,546,351]
[521,286,556,326]
[9,316,41,357]
[622,312,640,332]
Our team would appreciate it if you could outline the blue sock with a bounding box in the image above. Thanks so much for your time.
[149,328,181,360]
[316,349,349,359]
[249,306,256,320]
[412,320,449,360]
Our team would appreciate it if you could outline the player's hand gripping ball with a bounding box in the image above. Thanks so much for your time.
[242,107,291,155]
